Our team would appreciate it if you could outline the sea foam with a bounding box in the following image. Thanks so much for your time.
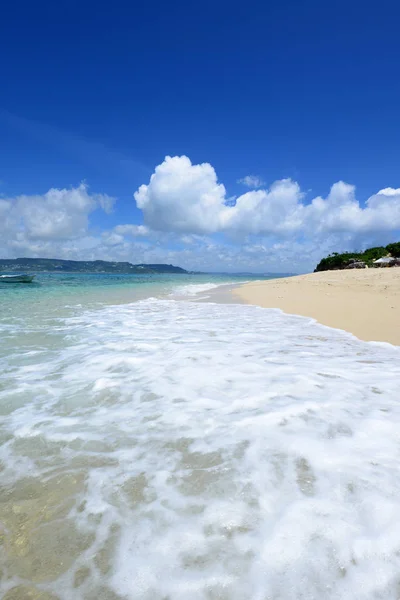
[0,298,400,599]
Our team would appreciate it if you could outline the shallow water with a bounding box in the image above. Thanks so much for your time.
[0,272,247,314]
[1,275,400,599]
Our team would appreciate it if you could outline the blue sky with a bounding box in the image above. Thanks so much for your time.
[1,0,400,272]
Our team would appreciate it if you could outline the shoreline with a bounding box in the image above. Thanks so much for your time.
[193,282,247,304]
[223,269,400,346]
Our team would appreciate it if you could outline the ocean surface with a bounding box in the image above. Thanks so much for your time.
[1,273,400,599]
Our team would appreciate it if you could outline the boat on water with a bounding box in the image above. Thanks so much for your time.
[0,274,36,283]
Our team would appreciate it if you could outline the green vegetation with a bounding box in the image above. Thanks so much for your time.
[0,258,188,274]
[314,244,399,272]
[386,242,400,257]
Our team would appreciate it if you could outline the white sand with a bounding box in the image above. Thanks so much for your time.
[234,268,400,345]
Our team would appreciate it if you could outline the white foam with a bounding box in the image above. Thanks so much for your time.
[169,282,226,297]
[1,299,400,599]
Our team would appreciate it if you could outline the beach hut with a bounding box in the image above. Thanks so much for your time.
[373,257,396,267]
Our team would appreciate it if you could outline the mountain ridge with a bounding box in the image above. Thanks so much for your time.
[0,258,189,274]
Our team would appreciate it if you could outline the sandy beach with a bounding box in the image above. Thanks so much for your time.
[234,269,400,345]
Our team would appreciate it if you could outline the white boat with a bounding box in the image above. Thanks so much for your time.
[0,274,36,283]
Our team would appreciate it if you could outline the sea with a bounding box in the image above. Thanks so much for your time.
[1,272,400,600]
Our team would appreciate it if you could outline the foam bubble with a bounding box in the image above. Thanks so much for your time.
[1,299,400,599]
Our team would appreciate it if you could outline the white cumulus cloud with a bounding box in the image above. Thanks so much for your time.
[0,183,115,257]
[134,155,228,234]
[134,156,400,240]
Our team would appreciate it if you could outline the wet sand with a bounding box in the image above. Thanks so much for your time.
[231,269,400,345]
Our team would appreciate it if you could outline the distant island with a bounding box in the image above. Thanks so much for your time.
[315,242,400,272]
[0,257,189,274]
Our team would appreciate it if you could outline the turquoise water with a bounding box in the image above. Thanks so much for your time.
[0,272,266,323]
[0,271,264,306]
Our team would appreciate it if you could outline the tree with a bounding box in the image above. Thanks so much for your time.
[386,242,400,257]
[361,247,387,262]
[314,252,359,272]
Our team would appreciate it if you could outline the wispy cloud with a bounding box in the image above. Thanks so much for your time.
[237,175,265,188]
[0,109,150,180]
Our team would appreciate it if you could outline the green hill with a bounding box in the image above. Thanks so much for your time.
[314,242,400,272]
[0,258,188,274]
